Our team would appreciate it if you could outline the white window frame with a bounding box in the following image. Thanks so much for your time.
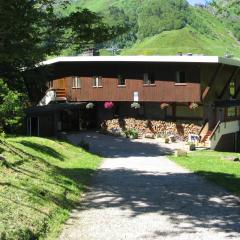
[93,76,102,87]
[143,73,155,85]
[72,77,81,89]
[176,71,186,84]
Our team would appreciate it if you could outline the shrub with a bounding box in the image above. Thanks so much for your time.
[125,129,139,139]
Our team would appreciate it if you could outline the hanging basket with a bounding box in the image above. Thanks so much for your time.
[160,103,169,110]
[86,102,95,109]
[104,101,114,109]
[189,102,199,110]
[131,102,141,109]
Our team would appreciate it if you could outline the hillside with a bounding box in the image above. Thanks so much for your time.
[65,0,240,58]
[0,136,101,239]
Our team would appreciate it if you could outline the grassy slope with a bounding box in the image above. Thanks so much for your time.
[0,137,101,240]
[122,8,240,57]
[170,150,240,196]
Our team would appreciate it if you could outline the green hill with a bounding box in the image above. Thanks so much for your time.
[0,136,101,239]
[66,0,240,58]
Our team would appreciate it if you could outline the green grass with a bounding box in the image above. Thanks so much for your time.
[0,136,102,240]
[121,26,240,58]
[169,150,240,196]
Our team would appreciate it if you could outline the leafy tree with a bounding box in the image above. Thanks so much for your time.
[137,0,189,39]
[0,0,121,92]
[0,79,27,133]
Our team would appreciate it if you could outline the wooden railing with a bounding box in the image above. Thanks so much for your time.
[54,88,67,100]
[199,120,209,141]
[209,121,221,140]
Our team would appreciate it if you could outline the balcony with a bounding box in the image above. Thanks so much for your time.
[54,88,67,101]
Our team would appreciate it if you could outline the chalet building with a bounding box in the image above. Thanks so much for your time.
[26,56,240,151]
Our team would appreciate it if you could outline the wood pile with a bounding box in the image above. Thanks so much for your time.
[101,118,201,141]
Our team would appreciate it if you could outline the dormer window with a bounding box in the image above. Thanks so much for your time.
[176,71,186,83]
[72,77,81,88]
[143,73,155,85]
[118,75,126,86]
[93,76,102,87]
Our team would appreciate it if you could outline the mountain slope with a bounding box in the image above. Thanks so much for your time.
[122,8,240,56]
[66,0,240,58]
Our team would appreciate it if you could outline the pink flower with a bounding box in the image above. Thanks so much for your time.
[104,101,114,109]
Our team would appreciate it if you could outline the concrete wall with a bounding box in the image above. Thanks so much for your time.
[211,120,240,150]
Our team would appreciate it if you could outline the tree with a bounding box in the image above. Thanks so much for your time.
[0,0,121,92]
[0,79,27,132]
[137,0,189,39]
[0,0,123,133]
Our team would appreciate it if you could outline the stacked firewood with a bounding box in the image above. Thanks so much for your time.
[101,118,201,141]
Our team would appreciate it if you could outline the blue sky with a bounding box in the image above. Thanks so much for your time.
[188,0,206,5]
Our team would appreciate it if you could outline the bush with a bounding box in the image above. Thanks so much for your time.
[125,129,138,139]
[0,79,27,133]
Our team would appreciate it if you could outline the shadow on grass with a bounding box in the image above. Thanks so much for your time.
[19,140,65,161]
[196,171,240,197]
[63,168,240,238]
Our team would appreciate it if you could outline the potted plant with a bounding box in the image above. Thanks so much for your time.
[189,102,199,110]
[188,142,196,151]
[86,102,95,109]
[131,102,141,109]
[160,103,169,110]
[104,101,114,109]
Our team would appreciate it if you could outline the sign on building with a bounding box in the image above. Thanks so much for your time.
[133,91,139,102]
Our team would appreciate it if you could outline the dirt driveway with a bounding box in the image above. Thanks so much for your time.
[59,132,240,240]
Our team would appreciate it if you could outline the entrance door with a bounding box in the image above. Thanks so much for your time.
[58,78,66,89]
[30,117,39,136]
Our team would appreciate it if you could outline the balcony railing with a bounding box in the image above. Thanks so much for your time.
[54,88,67,101]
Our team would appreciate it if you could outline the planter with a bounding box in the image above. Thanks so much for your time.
[189,143,196,151]
[175,149,187,157]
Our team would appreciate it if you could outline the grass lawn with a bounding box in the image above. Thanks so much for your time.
[169,150,240,196]
[0,136,102,240]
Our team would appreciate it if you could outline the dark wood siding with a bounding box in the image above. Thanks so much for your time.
[62,77,201,103]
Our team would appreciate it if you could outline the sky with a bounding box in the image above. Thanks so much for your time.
[188,0,206,5]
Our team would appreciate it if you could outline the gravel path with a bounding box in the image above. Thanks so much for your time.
[59,132,240,240]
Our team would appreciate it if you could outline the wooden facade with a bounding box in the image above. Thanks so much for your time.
[51,77,201,103]
[49,62,202,103]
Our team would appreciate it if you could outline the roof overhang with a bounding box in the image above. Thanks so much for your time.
[39,56,240,68]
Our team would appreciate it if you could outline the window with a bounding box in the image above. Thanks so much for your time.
[48,80,53,88]
[176,71,186,83]
[72,77,81,88]
[93,76,102,87]
[118,75,126,86]
[143,73,155,85]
